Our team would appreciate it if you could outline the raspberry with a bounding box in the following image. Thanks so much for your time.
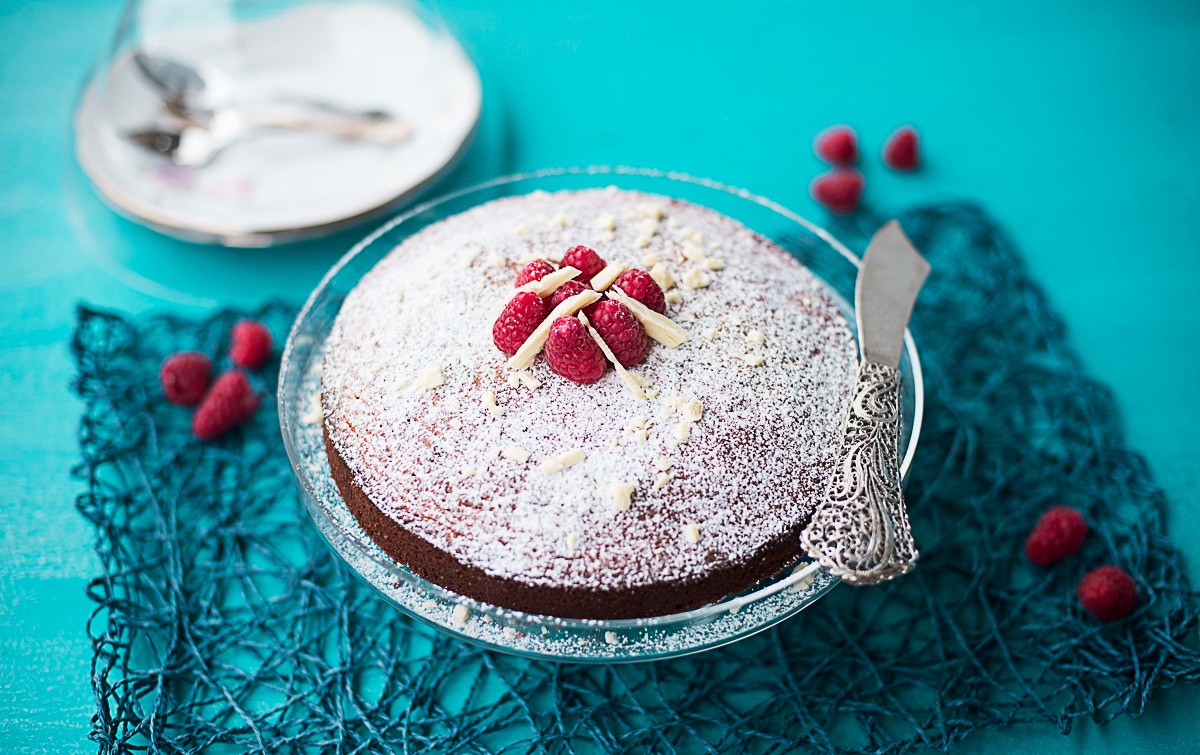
[810,169,864,215]
[160,352,212,406]
[883,126,920,171]
[192,370,260,440]
[612,268,666,314]
[1024,506,1088,567]
[560,245,606,283]
[814,126,858,166]
[229,319,273,369]
[493,291,548,355]
[515,259,555,287]
[589,300,647,367]
[547,280,599,318]
[1078,566,1137,622]
[544,317,606,384]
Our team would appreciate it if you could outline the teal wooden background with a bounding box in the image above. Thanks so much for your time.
[1,0,1196,751]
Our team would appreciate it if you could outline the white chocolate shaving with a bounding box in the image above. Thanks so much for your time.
[648,263,675,291]
[541,448,585,474]
[606,288,690,348]
[514,369,542,390]
[605,481,636,512]
[683,523,702,544]
[637,203,665,219]
[506,290,603,369]
[501,445,531,463]
[682,267,711,289]
[414,365,444,390]
[589,261,628,292]
[483,391,504,417]
[578,312,646,399]
[515,265,580,297]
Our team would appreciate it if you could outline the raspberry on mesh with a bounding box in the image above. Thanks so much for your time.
[544,317,606,385]
[589,300,647,367]
[810,169,865,215]
[192,370,261,440]
[547,280,599,318]
[883,126,920,171]
[515,259,556,287]
[1024,506,1088,567]
[493,291,548,355]
[814,125,858,166]
[1077,565,1137,622]
[612,268,666,314]
[160,352,212,406]
[229,319,273,369]
[560,245,606,283]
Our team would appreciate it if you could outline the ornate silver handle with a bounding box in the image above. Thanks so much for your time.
[800,360,917,585]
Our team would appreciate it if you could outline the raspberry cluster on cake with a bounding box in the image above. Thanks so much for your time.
[321,188,858,620]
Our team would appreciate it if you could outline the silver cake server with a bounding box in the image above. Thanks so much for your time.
[801,221,930,585]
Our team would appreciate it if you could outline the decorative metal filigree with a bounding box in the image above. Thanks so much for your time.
[801,361,917,584]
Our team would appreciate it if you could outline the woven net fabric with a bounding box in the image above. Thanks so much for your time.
[72,202,1199,753]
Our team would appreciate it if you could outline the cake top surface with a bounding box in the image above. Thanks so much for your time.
[321,188,858,592]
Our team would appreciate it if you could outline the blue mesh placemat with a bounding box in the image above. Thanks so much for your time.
[72,203,1200,753]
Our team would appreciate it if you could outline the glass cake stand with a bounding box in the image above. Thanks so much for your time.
[279,166,924,662]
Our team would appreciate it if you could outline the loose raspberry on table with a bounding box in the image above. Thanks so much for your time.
[814,125,858,166]
[560,245,606,283]
[229,319,273,369]
[612,268,666,314]
[544,317,606,384]
[192,370,260,440]
[589,300,647,367]
[160,351,212,406]
[883,126,920,171]
[1078,565,1137,622]
[515,259,555,287]
[810,169,865,215]
[493,291,548,355]
[1024,506,1087,567]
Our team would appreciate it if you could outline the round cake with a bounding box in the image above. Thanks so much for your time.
[321,188,858,619]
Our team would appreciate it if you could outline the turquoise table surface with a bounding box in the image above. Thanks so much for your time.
[2,0,1197,751]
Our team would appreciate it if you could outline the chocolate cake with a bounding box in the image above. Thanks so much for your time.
[321,188,858,620]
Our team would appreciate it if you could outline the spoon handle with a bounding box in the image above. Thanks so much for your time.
[801,360,917,584]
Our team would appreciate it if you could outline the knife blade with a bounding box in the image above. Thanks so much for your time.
[855,221,930,368]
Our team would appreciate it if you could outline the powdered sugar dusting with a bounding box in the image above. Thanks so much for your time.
[322,189,858,593]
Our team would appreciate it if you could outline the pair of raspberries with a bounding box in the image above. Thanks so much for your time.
[1025,506,1137,622]
[493,245,666,384]
[159,319,273,439]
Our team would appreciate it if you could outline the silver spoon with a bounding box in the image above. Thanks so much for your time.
[127,106,412,168]
[127,52,412,167]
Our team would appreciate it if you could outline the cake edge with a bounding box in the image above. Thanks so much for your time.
[324,426,806,620]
